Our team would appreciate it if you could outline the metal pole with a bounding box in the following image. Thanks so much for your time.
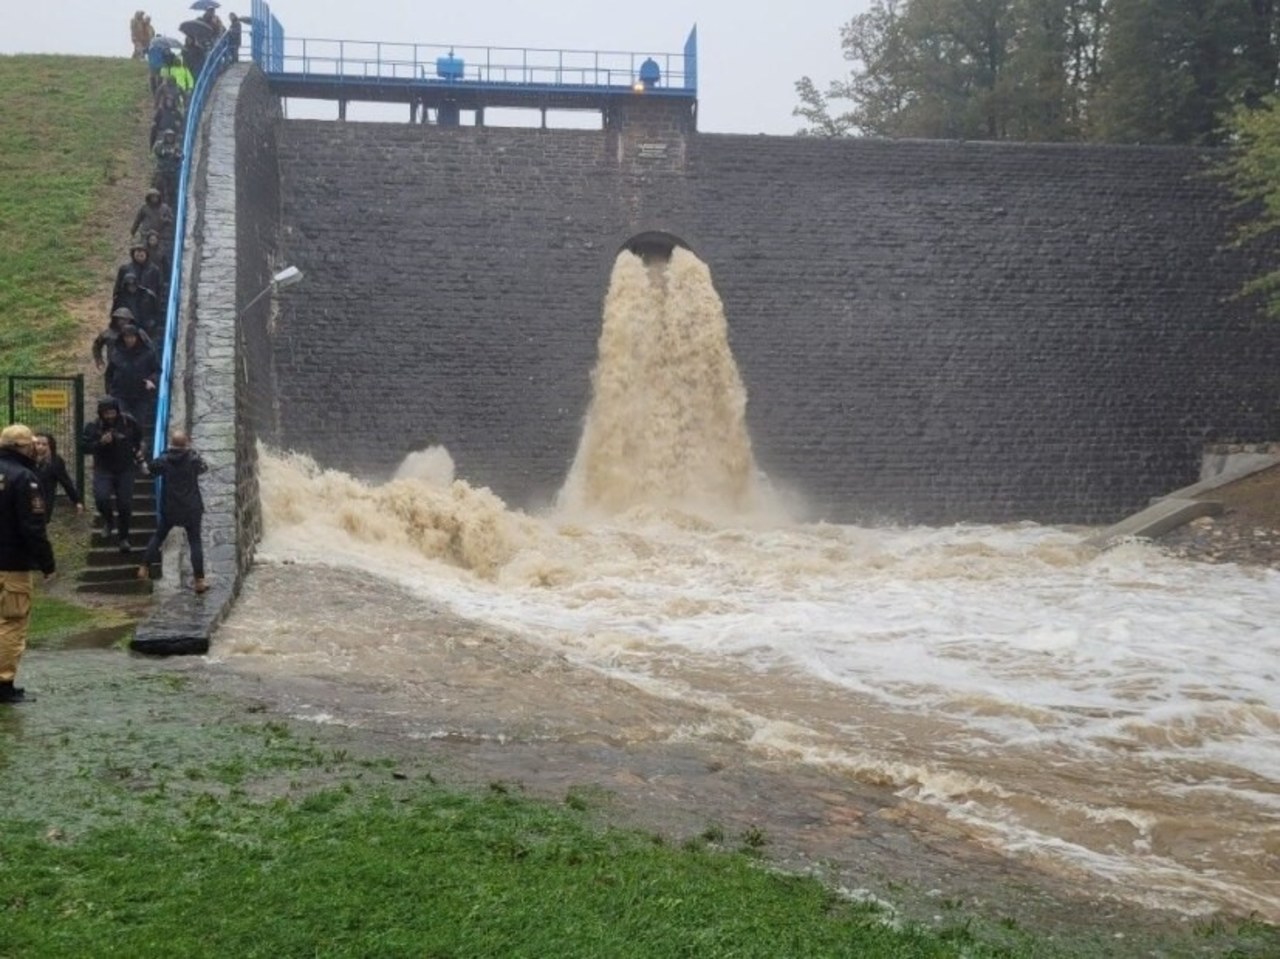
[73,374,84,495]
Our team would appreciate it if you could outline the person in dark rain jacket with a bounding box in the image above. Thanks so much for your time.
[80,398,145,554]
[93,307,154,376]
[112,272,162,338]
[105,326,160,429]
[138,430,208,594]
[143,229,171,301]
[32,433,82,520]
[130,189,174,248]
[0,424,56,704]
[150,93,184,148]
[114,242,164,302]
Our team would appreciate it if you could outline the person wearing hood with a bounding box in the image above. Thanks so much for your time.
[0,424,57,705]
[129,188,174,248]
[146,36,169,93]
[138,430,208,594]
[32,433,82,520]
[152,128,183,206]
[112,272,161,338]
[182,35,207,82]
[80,397,145,553]
[142,230,171,294]
[115,242,164,302]
[105,325,160,430]
[93,307,154,375]
[159,51,193,101]
[150,92,185,149]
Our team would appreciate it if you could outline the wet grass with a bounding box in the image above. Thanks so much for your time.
[3,655,1277,959]
[26,597,98,646]
[0,655,1057,959]
[0,55,149,375]
[0,790,1022,959]
[25,512,133,651]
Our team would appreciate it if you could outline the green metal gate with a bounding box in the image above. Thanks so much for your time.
[7,375,86,495]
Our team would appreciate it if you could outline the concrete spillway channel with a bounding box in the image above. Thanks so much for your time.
[1085,455,1280,549]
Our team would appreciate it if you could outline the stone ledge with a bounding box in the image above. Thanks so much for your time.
[130,584,233,656]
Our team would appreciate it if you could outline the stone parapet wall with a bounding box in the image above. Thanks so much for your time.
[133,64,281,652]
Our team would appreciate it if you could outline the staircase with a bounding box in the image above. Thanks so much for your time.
[75,485,158,596]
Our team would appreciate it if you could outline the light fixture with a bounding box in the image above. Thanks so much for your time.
[241,265,305,315]
[272,265,304,289]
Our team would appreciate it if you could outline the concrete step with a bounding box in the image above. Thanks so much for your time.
[85,546,150,567]
[80,562,146,584]
[92,515,158,533]
[75,578,152,597]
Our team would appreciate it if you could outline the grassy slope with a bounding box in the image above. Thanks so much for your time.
[0,55,149,375]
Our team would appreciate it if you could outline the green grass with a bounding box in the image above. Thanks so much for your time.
[26,596,97,644]
[0,55,149,375]
[0,660,1050,959]
[0,787,1015,959]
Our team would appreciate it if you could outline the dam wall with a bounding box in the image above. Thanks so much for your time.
[241,77,1279,524]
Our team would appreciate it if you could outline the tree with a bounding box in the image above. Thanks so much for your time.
[794,0,913,136]
[1091,0,1279,145]
[795,0,1091,140]
[799,0,1280,144]
[1221,96,1280,316]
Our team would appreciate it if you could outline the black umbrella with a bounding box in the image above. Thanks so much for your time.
[189,0,221,10]
[178,19,217,41]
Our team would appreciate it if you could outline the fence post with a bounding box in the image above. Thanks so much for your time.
[73,374,85,495]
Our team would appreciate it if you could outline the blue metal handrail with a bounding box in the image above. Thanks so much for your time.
[248,0,696,96]
[270,38,694,91]
[152,30,236,461]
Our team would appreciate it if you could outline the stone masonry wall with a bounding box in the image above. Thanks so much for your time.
[267,108,1280,525]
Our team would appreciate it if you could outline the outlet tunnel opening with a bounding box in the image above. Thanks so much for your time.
[621,231,692,265]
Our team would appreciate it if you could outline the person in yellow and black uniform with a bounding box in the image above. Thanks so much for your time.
[0,425,57,705]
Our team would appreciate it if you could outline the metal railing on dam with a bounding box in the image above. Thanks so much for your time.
[248,0,697,115]
[153,30,235,463]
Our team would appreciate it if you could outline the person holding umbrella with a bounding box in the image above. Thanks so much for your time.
[146,35,181,93]
[182,33,206,79]
[197,1,225,38]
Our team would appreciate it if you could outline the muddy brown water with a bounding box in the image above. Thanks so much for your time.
[202,563,1263,958]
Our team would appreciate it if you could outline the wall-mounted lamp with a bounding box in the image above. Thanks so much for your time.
[241,265,305,316]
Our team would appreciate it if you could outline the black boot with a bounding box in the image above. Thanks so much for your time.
[0,681,30,704]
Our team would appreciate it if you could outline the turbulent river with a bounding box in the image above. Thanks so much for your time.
[217,249,1280,922]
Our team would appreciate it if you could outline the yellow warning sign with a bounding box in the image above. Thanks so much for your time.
[30,389,69,411]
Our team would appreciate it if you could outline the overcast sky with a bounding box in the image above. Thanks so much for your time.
[1,1,871,134]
